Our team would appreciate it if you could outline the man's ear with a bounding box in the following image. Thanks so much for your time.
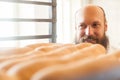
[104,23,107,31]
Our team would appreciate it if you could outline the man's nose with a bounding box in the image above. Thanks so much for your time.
[85,26,94,36]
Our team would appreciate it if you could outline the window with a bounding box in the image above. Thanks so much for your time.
[0,0,56,47]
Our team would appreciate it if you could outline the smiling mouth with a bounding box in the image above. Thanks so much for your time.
[84,39,96,44]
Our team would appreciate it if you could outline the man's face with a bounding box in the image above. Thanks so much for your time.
[75,6,108,47]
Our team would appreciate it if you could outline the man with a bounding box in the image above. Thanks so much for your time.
[75,4,109,51]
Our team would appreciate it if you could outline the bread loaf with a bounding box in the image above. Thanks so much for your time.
[0,71,18,80]
[6,44,105,80]
[35,43,74,52]
[0,47,33,56]
[0,43,76,72]
[31,54,118,80]
[26,43,60,49]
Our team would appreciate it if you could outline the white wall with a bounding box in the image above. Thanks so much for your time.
[56,0,81,43]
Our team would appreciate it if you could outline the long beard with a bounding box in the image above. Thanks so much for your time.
[75,34,109,50]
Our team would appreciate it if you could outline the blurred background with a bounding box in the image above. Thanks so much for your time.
[0,0,119,48]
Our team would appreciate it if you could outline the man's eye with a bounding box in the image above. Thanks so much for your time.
[79,24,86,29]
[92,23,99,28]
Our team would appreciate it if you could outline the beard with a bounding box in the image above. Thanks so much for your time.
[75,34,109,49]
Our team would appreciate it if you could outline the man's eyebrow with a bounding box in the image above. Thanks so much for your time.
[78,23,86,26]
[93,21,100,24]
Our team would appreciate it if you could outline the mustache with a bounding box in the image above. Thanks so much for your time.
[75,33,109,49]
[82,35,98,42]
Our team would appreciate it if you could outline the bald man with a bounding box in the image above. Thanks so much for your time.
[75,4,110,51]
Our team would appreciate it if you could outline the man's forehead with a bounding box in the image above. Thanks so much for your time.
[76,5,104,16]
[83,5,104,16]
[76,5,104,24]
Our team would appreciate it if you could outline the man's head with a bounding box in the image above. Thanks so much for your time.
[75,4,109,49]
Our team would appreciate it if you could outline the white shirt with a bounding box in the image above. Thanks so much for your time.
[107,45,119,54]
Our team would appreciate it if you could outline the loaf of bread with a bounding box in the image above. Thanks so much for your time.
[0,43,74,62]
[6,43,105,80]
[35,43,74,52]
[32,43,92,57]
[0,43,76,72]
[0,44,62,63]
[31,53,118,80]
[0,47,35,63]
[0,71,18,80]
[0,44,75,72]
[26,43,61,49]
[1,43,119,80]
[0,47,33,56]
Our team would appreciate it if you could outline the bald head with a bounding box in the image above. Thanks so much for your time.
[84,5,106,23]
[75,5,109,49]
[76,5,107,25]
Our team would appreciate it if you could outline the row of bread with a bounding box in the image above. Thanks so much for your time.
[0,43,120,80]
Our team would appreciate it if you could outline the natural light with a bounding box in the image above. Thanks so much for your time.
[0,1,50,47]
